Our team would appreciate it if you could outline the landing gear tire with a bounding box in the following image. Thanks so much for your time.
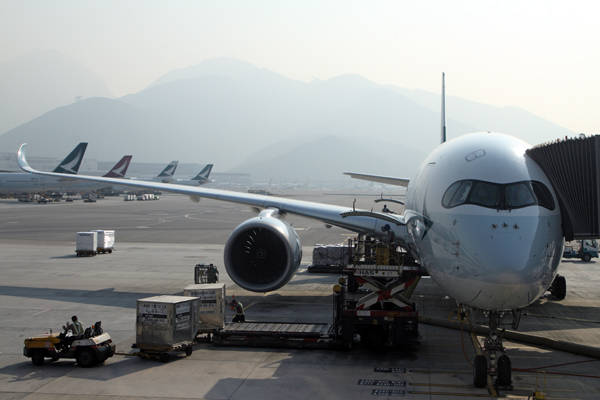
[496,355,512,387]
[31,350,45,366]
[473,355,487,388]
[552,275,567,300]
[582,252,592,262]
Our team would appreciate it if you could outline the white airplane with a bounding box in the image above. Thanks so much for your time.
[62,155,133,193]
[14,76,574,389]
[0,142,88,194]
[171,164,213,187]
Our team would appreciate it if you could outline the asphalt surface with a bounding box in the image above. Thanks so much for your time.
[0,191,599,399]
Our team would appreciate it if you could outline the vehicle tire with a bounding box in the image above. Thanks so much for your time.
[31,349,45,366]
[185,346,193,356]
[108,249,112,254]
[360,326,387,351]
[76,348,96,368]
[553,275,567,300]
[582,252,592,262]
[159,352,171,363]
[496,355,512,386]
[473,355,487,388]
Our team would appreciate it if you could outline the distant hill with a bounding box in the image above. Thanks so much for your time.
[386,86,574,146]
[0,57,575,184]
[0,49,114,135]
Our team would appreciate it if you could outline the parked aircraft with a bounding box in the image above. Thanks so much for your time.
[14,77,571,389]
[171,164,213,187]
[61,155,133,193]
[142,161,178,183]
[0,143,87,194]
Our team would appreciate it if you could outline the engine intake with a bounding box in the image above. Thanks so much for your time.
[224,209,302,292]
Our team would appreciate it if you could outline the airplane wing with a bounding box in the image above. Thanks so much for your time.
[343,172,410,187]
[18,144,405,233]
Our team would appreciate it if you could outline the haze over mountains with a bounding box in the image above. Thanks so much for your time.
[0,51,575,183]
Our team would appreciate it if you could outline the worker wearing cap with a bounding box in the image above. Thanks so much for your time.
[228,299,245,322]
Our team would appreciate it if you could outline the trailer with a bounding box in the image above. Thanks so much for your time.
[76,232,97,257]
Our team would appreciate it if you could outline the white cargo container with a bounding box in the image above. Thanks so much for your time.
[136,295,200,347]
[183,283,226,330]
[91,230,115,253]
[76,231,97,256]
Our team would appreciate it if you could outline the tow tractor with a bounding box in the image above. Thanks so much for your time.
[23,321,115,367]
[211,236,423,351]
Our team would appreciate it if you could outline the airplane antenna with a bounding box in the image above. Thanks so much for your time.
[441,72,446,143]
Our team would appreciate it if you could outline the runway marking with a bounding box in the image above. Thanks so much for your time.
[33,309,51,316]
[137,226,150,229]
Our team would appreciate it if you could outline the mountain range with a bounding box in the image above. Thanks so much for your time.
[0,52,575,183]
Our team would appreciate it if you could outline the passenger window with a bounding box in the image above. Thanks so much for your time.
[449,181,472,207]
[506,183,535,207]
[469,182,501,207]
[531,181,555,210]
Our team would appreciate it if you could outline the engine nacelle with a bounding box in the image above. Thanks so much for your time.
[224,209,302,292]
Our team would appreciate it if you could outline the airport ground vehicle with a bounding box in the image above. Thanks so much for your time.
[563,239,598,262]
[209,237,421,351]
[23,323,115,367]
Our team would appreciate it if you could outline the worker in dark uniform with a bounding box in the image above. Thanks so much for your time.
[227,299,245,322]
[381,224,396,244]
[382,204,395,214]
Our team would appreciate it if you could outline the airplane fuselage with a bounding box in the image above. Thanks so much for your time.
[0,173,73,194]
[404,132,563,311]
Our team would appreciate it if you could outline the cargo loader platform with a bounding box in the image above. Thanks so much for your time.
[212,322,343,349]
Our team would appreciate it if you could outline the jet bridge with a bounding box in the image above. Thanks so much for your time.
[526,135,600,241]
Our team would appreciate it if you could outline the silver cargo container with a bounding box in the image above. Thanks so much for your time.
[91,230,115,250]
[136,295,200,347]
[183,283,226,330]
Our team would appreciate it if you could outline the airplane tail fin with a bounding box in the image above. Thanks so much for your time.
[157,161,178,178]
[52,142,88,174]
[103,155,133,178]
[441,72,446,144]
[192,164,213,181]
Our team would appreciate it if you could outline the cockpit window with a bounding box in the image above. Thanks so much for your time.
[505,182,535,207]
[470,182,501,208]
[442,180,555,210]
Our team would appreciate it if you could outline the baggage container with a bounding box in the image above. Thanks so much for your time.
[76,232,97,256]
[92,230,115,252]
[136,295,200,347]
[183,283,226,330]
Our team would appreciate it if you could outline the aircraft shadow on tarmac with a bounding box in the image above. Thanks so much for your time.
[0,286,157,309]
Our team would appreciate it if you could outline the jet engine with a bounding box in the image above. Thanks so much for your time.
[224,208,302,292]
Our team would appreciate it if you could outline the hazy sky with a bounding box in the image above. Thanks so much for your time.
[1,0,598,134]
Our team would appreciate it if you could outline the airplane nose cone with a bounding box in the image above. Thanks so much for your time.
[475,233,533,282]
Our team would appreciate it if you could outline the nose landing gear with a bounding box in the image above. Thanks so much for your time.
[472,310,514,390]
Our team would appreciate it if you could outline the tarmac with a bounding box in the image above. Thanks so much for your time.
[0,191,599,399]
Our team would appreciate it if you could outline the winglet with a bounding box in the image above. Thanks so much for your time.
[17,143,36,173]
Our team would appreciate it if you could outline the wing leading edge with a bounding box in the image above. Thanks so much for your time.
[18,144,405,238]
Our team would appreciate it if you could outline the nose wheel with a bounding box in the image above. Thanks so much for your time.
[472,311,513,390]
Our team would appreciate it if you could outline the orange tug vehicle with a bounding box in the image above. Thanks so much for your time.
[23,321,115,367]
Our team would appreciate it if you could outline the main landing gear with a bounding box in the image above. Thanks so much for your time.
[472,310,516,390]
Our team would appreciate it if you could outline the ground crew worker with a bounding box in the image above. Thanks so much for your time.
[63,315,84,335]
[227,299,245,322]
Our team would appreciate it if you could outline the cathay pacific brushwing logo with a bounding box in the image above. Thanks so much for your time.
[58,149,83,174]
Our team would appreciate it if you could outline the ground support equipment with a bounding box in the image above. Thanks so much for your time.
[212,322,342,349]
[76,250,97,257]
[128,342,194,363]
